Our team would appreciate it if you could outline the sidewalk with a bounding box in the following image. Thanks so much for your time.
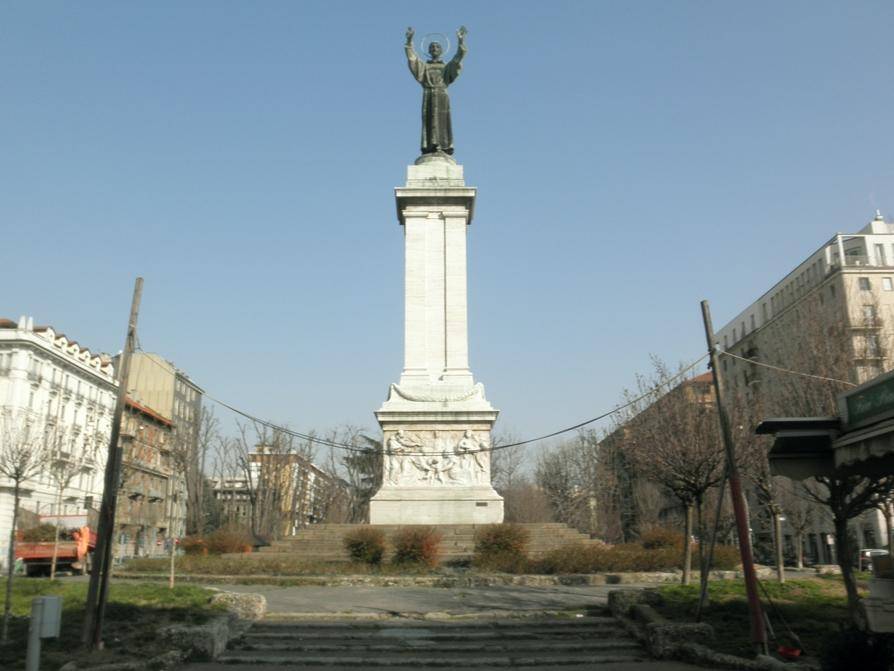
[209,582,648,619]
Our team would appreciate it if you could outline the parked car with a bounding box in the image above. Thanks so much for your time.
[858,548,890,573]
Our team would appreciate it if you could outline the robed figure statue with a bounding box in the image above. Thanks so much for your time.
[405,26,467,156]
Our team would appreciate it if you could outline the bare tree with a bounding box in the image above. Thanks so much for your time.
[174,405,218,535]
[491,433,552,523]
[620,360,725,585]
[46,425,85,580]
[802,473,894,628]
[0,408,52,642]
[729,288,894,622]
[534,433,600,533]
[775,476,815,569]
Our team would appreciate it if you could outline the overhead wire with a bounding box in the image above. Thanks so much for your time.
[133,345,710,456]
[719,350,857,388]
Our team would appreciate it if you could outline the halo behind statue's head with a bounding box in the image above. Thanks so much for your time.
[420,33,451,59]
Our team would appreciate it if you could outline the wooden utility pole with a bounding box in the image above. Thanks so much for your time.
[700,300,768,656]
[82,278,143,649]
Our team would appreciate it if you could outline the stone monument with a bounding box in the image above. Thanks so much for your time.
[368,26,503,524]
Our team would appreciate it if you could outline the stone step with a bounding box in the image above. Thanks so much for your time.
[188,665,664,671]
[243,629,630,645]
[193,616,655,670]
[216,651,647,667]
[249,617,617,633]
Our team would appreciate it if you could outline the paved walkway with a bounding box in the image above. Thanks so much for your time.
[207,582,648,618]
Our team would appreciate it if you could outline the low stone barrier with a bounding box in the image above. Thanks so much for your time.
[58,591,267,671]
[112,568,770,587]
[608,589,819,671]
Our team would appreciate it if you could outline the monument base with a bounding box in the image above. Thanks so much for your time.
[369,486,503,525]
[370,383,503,525]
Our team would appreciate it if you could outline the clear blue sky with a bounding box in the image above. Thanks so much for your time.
[3,2,893,449]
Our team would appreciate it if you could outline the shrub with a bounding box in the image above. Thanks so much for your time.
[473,524,530,571]
[392,526,443,567]
[180,536,209,556]
[204,529,254,554]
[343,527,386,565]
[639,527,682,550]
[533,541,742,574]
[711,544,740,571]
[474,550,529,574]
[475,524,529,555]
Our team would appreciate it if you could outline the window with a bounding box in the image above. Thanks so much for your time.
[863,305,878,324]
[750,314,756,331]
[723,335,729,349]
[876,244,887,266]
[733,327,737,341]
[830,285,836,298]
[866,334,881,357]
[859,277,871,290]
[762,303,768,321]
[884,278,893,291]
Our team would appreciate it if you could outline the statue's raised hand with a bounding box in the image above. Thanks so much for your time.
[405,27,415,45]
[457,25,468,43]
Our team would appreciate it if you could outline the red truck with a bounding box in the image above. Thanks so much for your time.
[16,524,96,576]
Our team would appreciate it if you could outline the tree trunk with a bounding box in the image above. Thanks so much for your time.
[773,512,785,583]
[795,531,804,570]
[2,483,21,642]
[50,485,64,580]
[835,516,867,629]
[886,502,894,556]
[168,532,176,589]
[682,504,693,586]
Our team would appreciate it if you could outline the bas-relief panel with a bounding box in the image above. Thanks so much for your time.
[383,429,491,487]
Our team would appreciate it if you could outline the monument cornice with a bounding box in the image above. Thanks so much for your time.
[394,187,477,225]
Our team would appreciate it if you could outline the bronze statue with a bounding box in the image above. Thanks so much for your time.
[405,26,467,156]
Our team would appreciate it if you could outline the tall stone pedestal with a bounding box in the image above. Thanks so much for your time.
[369,154,503,525]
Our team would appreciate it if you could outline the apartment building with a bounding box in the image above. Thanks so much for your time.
[717,212,894,557]
[116,397,186,557]
[0,316,117,568]
[123,352,204,532]
[210,446,348,537]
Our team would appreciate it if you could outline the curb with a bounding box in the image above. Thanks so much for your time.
[110,569,762,587]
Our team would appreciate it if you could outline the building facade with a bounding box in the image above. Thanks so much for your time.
[116,397,186,558]
[717,212,894,558]
[210,446,348,537]
[0,316,117,569]
[124,352,204,533]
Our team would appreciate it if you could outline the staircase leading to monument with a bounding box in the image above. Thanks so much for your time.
[248,523,601,563]
[189,613,654,669]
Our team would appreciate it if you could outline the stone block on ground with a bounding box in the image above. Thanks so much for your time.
[157,615,230,661]
[210,591,267,620]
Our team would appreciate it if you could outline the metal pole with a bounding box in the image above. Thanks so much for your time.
[82,278,143,648]
[700,299,768,655]
[26,598,43,671]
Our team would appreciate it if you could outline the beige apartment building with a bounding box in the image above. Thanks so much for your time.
[210,446,349,538]
[717,211,894,559]
[116,397,184,557]
[123,352,205,533]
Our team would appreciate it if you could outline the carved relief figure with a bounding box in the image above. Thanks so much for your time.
[454,429,488,484]
[385,429,423,485]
